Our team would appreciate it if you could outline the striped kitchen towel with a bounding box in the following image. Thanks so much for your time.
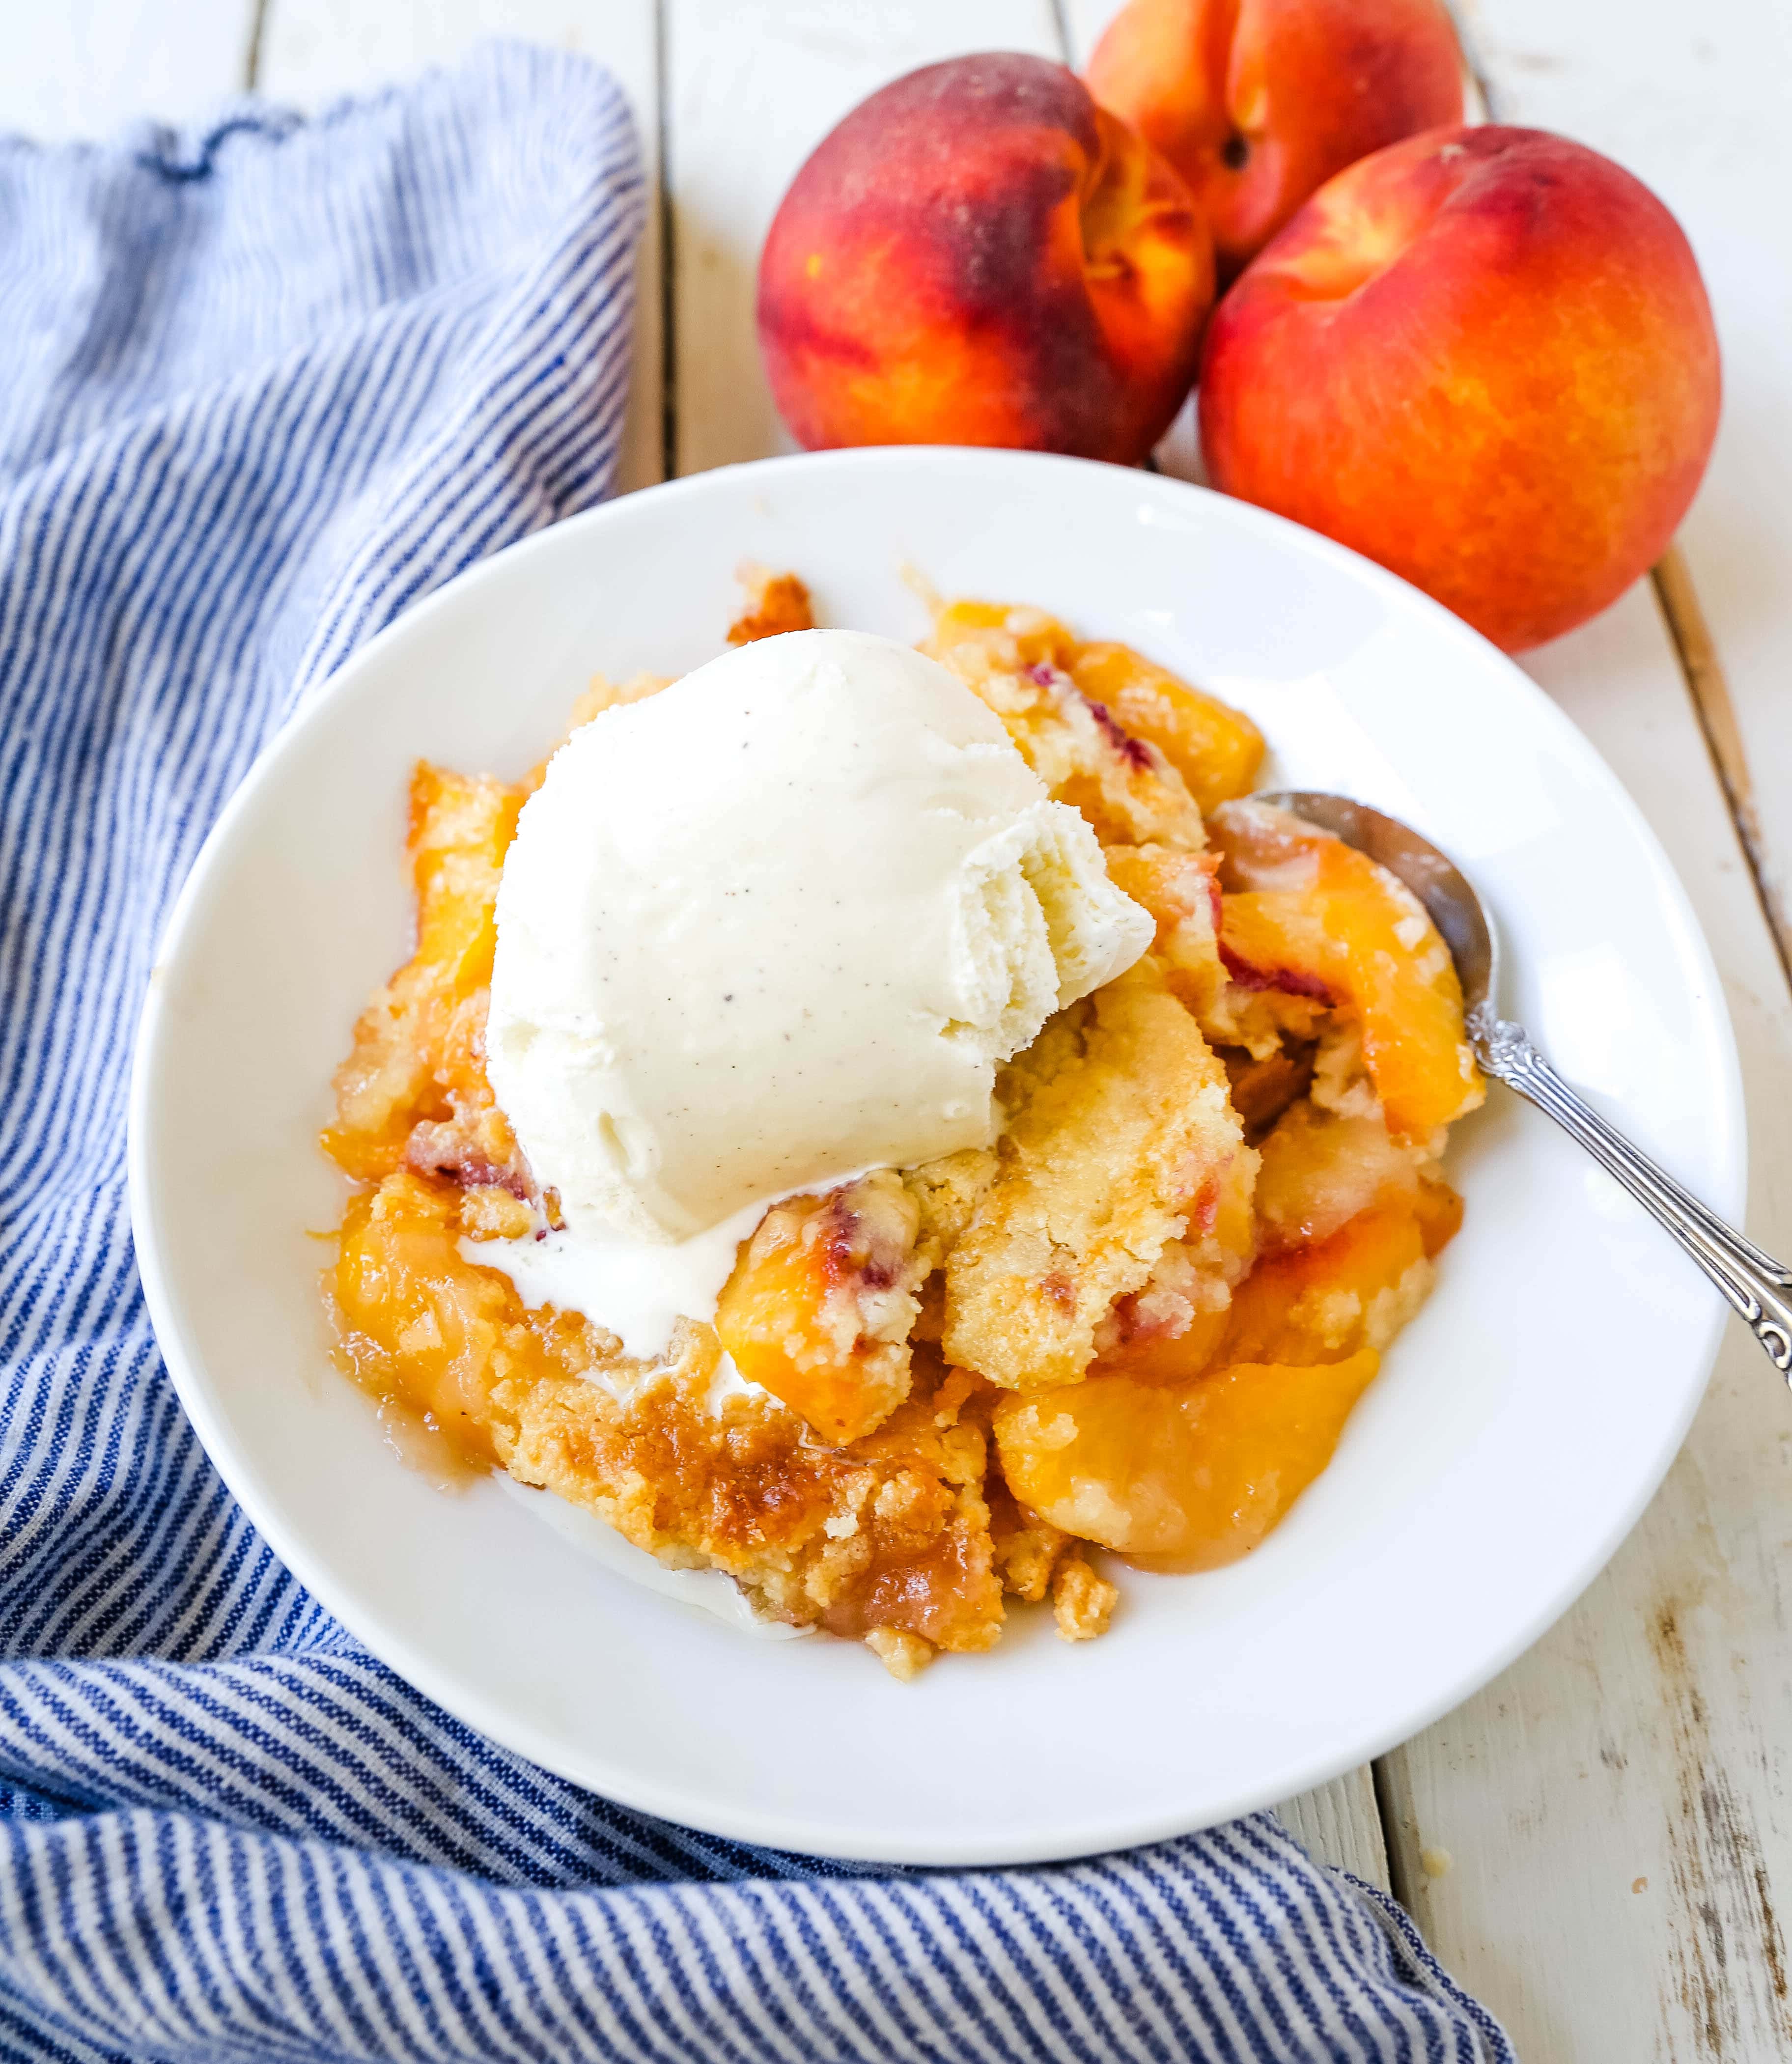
[0,41,1514,2064]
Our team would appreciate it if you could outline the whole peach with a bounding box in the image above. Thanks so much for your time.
[1086,0,1464,279]
[757,54,1212,466]
[1199,127,1721,652]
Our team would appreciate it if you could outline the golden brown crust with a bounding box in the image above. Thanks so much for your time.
[942,959,1249,1390]
[333,1172,1006,1668]
[727,567,817,645]
[1051,1549,1119,1642]
[986,1482,1073,1603]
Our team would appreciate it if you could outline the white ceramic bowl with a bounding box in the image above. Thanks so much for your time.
[129,448,1740,1866]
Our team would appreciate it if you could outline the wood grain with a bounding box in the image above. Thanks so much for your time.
[0,0,259,139]
[257,0,665,494]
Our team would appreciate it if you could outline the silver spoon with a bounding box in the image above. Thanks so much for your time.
[1258,790,1792,1379]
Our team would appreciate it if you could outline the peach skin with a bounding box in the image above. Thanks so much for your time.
[756,54,1212,466]
[1199,126,1721,652]
[1086,0,1464,279]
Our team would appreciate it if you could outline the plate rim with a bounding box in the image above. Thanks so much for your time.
[127,445,1744,1864]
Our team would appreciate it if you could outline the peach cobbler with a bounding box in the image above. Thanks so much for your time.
[323,570,1482,1677]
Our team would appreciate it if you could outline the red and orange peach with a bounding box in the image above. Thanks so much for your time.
[1199,126,1722,651]
[757,54,1213,466]
[1086,0,1464,279]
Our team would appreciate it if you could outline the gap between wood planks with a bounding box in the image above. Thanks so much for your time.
[242,0,271,91]
[656,0,678,487]
[1652,549,1792,995]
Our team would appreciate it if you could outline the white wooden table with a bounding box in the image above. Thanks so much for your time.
[14,2,1791,2054]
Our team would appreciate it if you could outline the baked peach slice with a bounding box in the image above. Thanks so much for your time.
[1223,1188,1458,1368]
[1209,798,1483,1141]
[1088,1276,1232,1387]
[994,1349,1379,1567]
[1253,1102,1421,1252]
[924,599,1206,849]
[323,765,523,1181]
[1228,1099,1461,1364]
[1066,642,1263,813]
[715,1171,926,1445]
[1001,1110,1461,1563]
[928,598,1076,675]
[332,1171,532,1471]
[927,608,1263,815]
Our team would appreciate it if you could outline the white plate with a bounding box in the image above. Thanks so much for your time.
[129,448,1741,1866]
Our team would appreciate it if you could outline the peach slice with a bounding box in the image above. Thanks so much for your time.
[323,766,524,1181]
[925,602,1207,851]
[1223,1186,1459,1368]
[1066,642,1263,813]
[727,568,816,646]
[715,1172,924,1445]
[407,765,522,991]
[1091,1299,1232,1388]
[333,1172,522,1471]
[994,1349,1379,1566]
[1253,1103,1418,1253]
[1210,799,1482,1141]
[928,598,1076,675]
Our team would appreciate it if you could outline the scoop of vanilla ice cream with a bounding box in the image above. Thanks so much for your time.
[486,628,1152,1244]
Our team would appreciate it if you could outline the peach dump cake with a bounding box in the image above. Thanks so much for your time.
[322,570,1483,1678]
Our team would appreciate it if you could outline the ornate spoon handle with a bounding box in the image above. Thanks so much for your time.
[1467,1004,1792,1379]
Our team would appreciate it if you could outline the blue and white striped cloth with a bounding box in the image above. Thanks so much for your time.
[0,43,1516,2062]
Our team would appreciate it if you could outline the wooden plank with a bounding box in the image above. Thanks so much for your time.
[0,0,258,140]
[1654,547,1792,985]
[258,0,665,493]
[1458,0,1792,990]
[663,0,1062,478]
[1278,1768,1390,1889]
[1379,580,1792,2061]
